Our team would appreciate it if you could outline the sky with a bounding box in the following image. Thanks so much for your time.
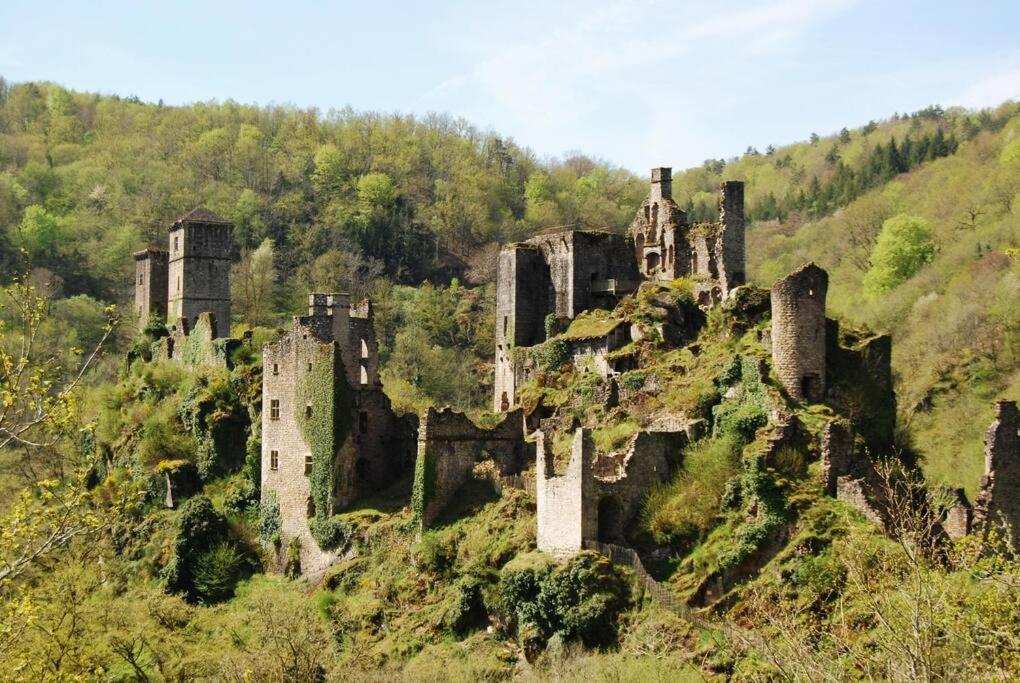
[1,0,1019,173]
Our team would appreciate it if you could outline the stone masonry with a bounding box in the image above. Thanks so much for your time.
[973,400,1020,550]
[770,263,828,403]
[630,167,688,281]
[413,407,529,528]
[536,426,683,557]
[133,247,168,330]
[166,207,233,336]
[261,293,413,575]
[494,230,639,410]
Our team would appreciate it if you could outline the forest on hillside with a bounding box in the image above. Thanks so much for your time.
[0,78,1018,494]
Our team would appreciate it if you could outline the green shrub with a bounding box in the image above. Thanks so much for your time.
[223,479,258,518]
[191,541,247,603]
[716,402,767,442]
[445,577,488,634]
[863,214,935,297]
[310,516,354,551]
[619,370,647,393]
[258,491,281,545]
[498,551,630,649]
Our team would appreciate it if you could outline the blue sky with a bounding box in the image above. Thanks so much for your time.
[1,0,1018,172]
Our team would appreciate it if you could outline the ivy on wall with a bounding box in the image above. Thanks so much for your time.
[295,342,352,549]
[410,447,436,528]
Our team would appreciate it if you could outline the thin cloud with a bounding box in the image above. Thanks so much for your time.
[418,0,859,168]
[957,67,1020,109]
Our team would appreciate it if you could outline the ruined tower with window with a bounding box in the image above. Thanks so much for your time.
[133,247,169,330]
[261,294,414,575]
[770,263,828,403]
[166,207,233,334]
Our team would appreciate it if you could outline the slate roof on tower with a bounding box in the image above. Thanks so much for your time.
[171,206,231,228]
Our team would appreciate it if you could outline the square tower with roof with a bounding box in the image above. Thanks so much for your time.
[167,207,234,335]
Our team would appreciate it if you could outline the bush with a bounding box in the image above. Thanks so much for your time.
[716,402,767,442]
[223,479,258,518]
[445,576,488,634]
[258,491,281,545]
[498,551,631,649]
[191,541,248,603]
[309,516,354,551]
[414,530,458,574]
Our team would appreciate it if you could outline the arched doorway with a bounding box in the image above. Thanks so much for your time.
[597,497,624,542]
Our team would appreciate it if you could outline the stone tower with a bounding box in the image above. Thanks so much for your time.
[630,167,688,281]
[771,263,828,403]
[167,207,233,336]
[133,247,169,330]
[717,181,746,293]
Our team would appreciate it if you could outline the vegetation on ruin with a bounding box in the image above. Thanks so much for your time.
[1,77,1019,678]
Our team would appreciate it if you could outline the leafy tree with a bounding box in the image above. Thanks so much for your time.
[231,238,276,326]
[863,214,936,297]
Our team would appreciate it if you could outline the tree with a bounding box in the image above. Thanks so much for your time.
[231,239,276,326]
[839,127,852,144]
[863,214,936,297]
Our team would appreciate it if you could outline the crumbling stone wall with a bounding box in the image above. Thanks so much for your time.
[630,167,689,280]
[836,475,885,528]
[974,400,1020,550]
[413,408,528,528]
[493,230,638,411]
[825,323,896,453]
[771,263,828,403]
[944,488,972,540]
[537,426,684,556]
[167,208,233,337]
[154,313,239,370]
[134,247,168,329]
[820,420,854,496]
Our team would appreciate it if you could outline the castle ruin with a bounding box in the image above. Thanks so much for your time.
[495,171,746,412]
[770,263,828,403]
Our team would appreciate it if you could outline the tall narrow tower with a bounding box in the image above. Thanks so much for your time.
[133,247,168,330]
[167,207,233,336]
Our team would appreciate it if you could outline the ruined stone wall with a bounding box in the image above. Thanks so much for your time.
[157,313,238,369]
[944,488,972,540]
[167,219,233,336]
[819,420,854,496]
[593,430,684,540]
[261,297,415,574]
[717,181,746,294]
[630,168,689,280]
[825,323,896,453]
[134,248,168,329]
[974,400,1020,550]
[494,245,549,411]
[770,263,828,403]
[537,429,597,557]
[413,408,528,527]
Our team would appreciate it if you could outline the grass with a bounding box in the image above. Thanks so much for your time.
[643,434,742,547]
[561,311,624,341]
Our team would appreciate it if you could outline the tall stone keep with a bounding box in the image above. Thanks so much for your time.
[974,400,1020,550]
[167,207,233,336]
[717,181,745,293]
[133,247,169,330]
[771,263,828,403]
